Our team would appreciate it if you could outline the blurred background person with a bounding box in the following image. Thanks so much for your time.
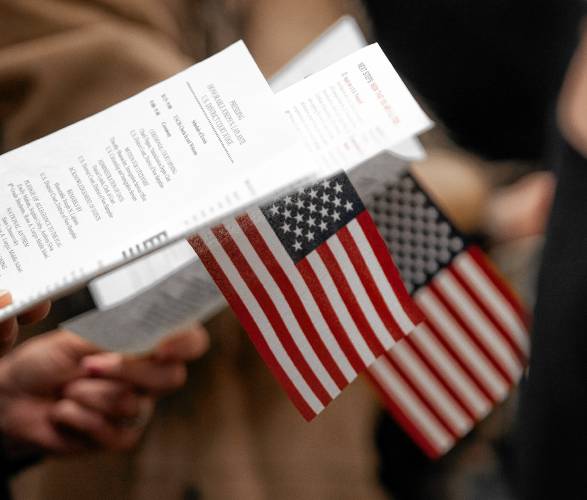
[363,0,587,499]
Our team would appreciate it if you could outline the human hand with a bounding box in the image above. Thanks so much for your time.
[0,291,51,356]
[0,323,209,456]
[559,24,587,157]
[483,171,556,242]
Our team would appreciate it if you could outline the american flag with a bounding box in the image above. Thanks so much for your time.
[365,172,530,458]
[190,172,422,420]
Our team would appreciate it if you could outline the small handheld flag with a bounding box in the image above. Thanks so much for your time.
[191,172,421,419]
[366,172,530,458]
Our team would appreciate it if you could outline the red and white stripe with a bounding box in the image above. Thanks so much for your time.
[191,208,421,420]
[368,246,530,458]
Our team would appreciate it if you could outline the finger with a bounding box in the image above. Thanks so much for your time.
[0,397,94,455]
[63,378,147,419]
[17,300,51,325]
[153,323,209,362]
[0,290,11,308]
[50,399,143,451]
[81,353,187,394]
[4,330,104,396]
[50,330,103,360]
[0,291,17,355]
[114,398,154,429]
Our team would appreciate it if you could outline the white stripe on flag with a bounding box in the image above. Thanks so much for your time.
[455,253,529,354]
[306,252,375,367]
[390,341,474,435]
[411,324,491,418]
[250,211,357,382]
[327,235,395,350]
[370,357,455,455]
[226,220,340,399]
[416,288,509,400]
[436,271,522,379]
[347,219,416,334]
[200,229,324,415]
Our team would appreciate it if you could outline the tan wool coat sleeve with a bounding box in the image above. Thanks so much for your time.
[0,0,241,151]
[1,2,387,499]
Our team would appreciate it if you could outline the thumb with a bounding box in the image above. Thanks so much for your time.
[152,323,210,362]
[0,291,17,356]
[52,330,103,361]
[2,330,103,397]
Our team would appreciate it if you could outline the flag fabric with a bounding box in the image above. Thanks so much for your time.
[190,171,422,420]
[366,172,530,458]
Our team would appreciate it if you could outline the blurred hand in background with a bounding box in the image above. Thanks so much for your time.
[483,171,556,243]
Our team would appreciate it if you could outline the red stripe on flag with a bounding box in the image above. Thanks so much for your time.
[385,355,460,439]
[427,281,515,385]
[449,261,526,365]
[316,243,386,356]
[416,307,499,404]
[189,236,315,420]
[366,371,444,459]
[337,226,404,342]
[356,211,422,327]
[211,226,332,407]
[236,214,347,389]
[466,246,530,328]
[296,259,367,373]
[404,334,478,421]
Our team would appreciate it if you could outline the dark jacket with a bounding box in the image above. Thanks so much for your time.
[517,137,587,499]
[364,1,587,498]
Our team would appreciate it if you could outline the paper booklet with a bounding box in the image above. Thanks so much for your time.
[62,19,430,353]
[88,17,428,313]
[0,38,430,323]
[270,16,426,162]
[1,41,312,320]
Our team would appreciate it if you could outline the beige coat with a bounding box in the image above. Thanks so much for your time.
[1,1,387,498]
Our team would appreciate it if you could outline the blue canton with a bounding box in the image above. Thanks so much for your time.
[262,172,364,263]
[369,173,467,293]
